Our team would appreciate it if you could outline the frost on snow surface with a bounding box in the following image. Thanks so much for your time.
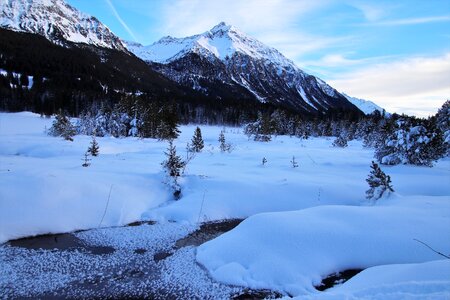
[0,222,244,298]
[1,112,449,298]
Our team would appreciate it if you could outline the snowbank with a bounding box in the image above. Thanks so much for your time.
[0,112,170,243]
[197,195,450,296]
[303,260,450,299]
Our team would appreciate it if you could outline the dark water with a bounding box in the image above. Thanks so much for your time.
[10,232,115,255]
[2,219,284,299]
[4,219,358,299]
[315,269,363,291]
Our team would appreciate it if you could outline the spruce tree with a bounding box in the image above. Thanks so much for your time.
[87,136,100,156]
[366,161,394,201]
[190,127,204,153]
[162,140,185,198]
[332,135,348,147]
[291,156,299,168]
[436,100,450,155]
[376,117,445,166]
[157,104,180,140]
[48,110,76,141]
[82,151,91,167]
[219,130,228,152]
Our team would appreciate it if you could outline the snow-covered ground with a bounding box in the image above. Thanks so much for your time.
[1,112,449,298]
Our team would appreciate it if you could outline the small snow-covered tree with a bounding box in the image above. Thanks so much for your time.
[375,118,445,166]
[436,100,450,155]
[82,151,91,167]
[244,112,274,142]
[332,135,348,148]
[162,140,185,198]
[48,110,76,141]
[190,127,204,153]
[291,156,299,168]
[219,130,231,152]
[87,136,99,156]
[366,161,394,201]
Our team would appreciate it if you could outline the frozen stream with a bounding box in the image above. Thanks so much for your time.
[0,220,280,299]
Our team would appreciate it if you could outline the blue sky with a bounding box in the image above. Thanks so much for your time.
[66,0,450,116]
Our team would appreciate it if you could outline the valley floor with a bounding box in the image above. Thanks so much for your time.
[0,112,449,298]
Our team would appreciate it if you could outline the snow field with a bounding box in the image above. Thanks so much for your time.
[1,112,449,298]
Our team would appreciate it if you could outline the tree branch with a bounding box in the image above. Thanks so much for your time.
[413,238,450,259]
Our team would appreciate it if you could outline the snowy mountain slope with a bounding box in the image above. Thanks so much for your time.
[343,93,388,116]
[0,0,126,51]
[125,22,361,115]
[125,23,293,66]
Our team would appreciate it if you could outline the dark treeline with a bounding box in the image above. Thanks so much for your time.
[0,27,186,116]
[0,27,362,126]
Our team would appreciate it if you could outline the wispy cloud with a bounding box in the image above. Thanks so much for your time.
[303,54,375,68]
[370,15,450,26]
[348,1,387,21]
[104,0,138,42]
[328,53,450,117]
[158,0,328,38]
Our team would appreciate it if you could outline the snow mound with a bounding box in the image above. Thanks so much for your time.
[197,195,450,296]
[303,260,450,299]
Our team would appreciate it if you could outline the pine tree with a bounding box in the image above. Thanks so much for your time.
[87,136,100,156]
[219,130,231,152]
[332,135,348,147]
[157,104,181,140]
[48,110,76,141]
[435,100,450,155]
[162,140,185,177]
[162,140,186,198]
[190,127,204,152]
[291,156,299,168]
[366,161,394,201]
[375,117,445,166]
[19,73,29,88]
[244,112,274,142]
[82,151,91,167]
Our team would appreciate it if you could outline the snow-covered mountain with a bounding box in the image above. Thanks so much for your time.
[0,0,126,51]
[343,94,388,116]
[125,22,361,115]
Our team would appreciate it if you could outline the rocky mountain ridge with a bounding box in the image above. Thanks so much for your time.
[0,0,126,51]
[125,22,361,115]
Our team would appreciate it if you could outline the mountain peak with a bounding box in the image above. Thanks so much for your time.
[0,0,126,51]
[126,23,363,115]
[209,21,237,34]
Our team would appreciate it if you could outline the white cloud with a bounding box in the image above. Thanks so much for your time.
[158,0,326,37]
[348,1,387,21]
[105,0,138,42]
[303,54,370,68]
[328,53,450,117]
[369,15,450,26]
